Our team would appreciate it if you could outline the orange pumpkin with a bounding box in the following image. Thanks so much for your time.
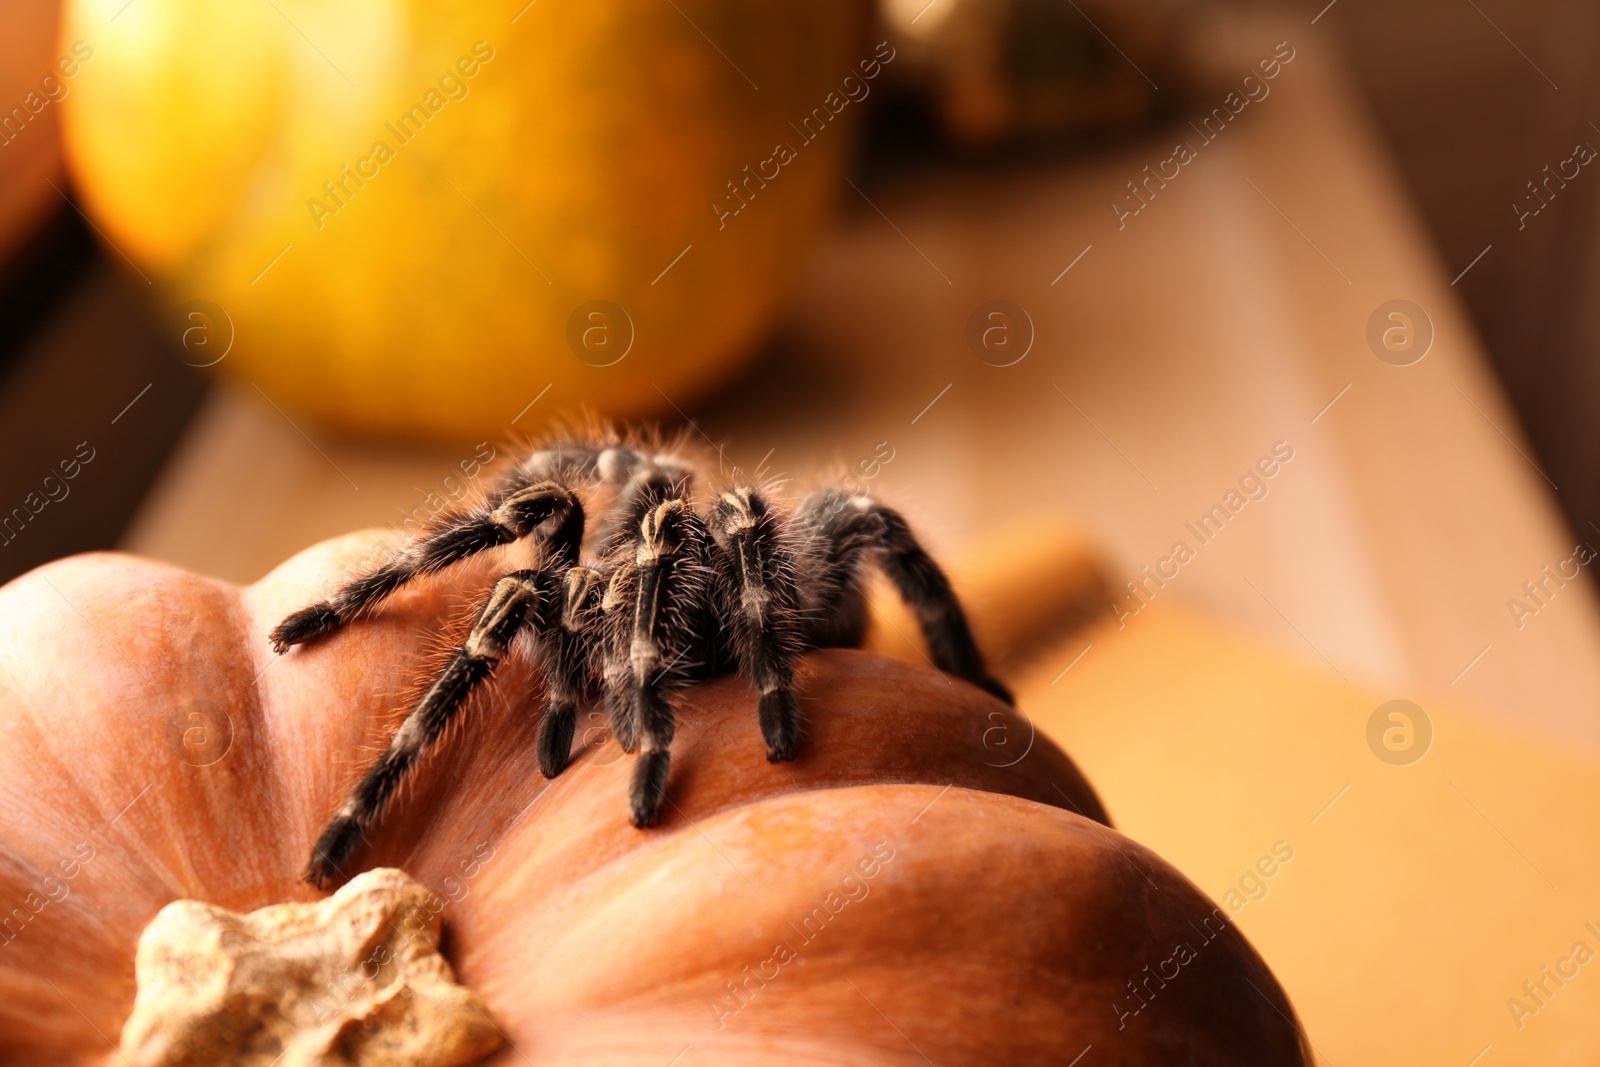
[0,531,1310,1064]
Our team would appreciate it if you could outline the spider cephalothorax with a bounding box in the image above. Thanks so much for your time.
[271,431,1012,889]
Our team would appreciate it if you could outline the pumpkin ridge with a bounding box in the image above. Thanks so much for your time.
[445,784,1307,1066]
[342,648,1107,912]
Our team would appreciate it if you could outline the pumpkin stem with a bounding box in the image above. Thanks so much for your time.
[118,868,502,1067]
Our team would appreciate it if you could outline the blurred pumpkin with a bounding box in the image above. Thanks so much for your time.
[0,531,1310,1065]
[58,0,865,443]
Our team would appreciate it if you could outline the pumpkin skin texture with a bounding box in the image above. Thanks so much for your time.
[0,532,1310,1066]
[58,0,863,443]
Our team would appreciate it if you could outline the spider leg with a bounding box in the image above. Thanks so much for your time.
[305,569,544,889]
[599,562,640,754]
[610,496,714,828]
[711,487,804,762]
[595,465,695,754]
[532,566,603,778]
[801,491,1013,705]
[272,481,583,653]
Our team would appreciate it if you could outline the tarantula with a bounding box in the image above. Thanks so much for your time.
[271,432,1012,889]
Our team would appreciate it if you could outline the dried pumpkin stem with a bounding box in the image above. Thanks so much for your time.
[118,868,502,1067]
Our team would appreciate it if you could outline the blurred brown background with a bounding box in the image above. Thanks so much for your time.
[1329,0,1600,522]
[7,0,1600,581]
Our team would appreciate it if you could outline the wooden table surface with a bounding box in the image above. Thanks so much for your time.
[123,13,1600,749]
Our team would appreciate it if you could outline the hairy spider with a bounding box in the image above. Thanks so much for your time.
[271,431,1012,889]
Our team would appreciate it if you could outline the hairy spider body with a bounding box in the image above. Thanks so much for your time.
[271,433,1011,889]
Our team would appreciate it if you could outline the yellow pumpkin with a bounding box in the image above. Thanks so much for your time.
[59,0,865,442]
[0,531,1310,1064]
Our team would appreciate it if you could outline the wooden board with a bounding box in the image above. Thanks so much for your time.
[1015,595,1600,1067]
